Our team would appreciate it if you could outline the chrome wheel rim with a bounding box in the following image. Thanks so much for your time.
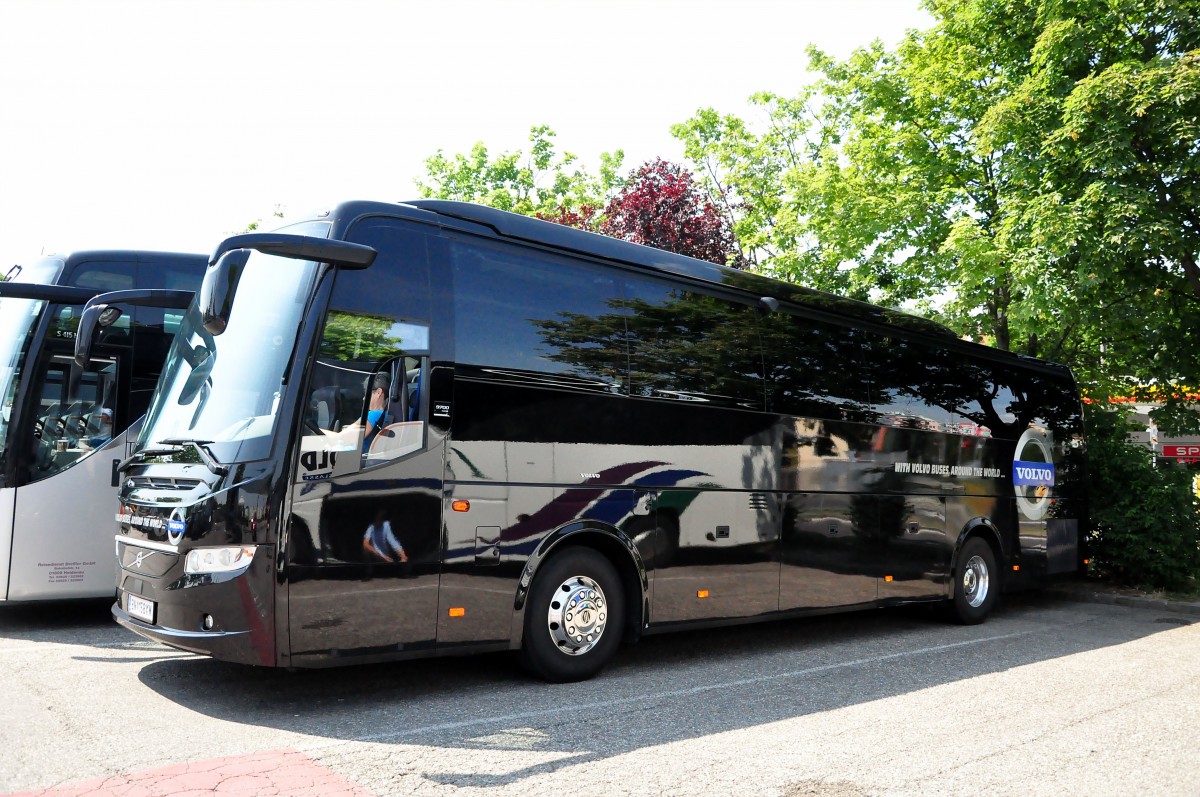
[546,574,608,656]
[963,554,990,608]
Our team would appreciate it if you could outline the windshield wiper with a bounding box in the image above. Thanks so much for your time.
[159,437,229,477]
[117,438,228,477]
[116,444,183,476]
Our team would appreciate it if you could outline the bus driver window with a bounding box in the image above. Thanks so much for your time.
[297,317,429,482]
[363,355,425,464]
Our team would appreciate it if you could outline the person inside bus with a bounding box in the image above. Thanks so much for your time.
[362,509,407,563]
[362,372,389,452]
[86,408,113,449]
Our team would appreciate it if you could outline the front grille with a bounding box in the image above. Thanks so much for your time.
[126,476,202,491]
[118,541,179,578]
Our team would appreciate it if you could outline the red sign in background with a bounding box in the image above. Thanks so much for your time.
[1161,444,1200,462]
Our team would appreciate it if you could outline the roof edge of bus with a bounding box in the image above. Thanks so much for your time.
[399,199,962,340]
[45,250,208,263]
[329,199,1074,369]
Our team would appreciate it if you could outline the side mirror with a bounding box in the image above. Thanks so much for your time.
[199,249,250,335]
[177,360,212,405]
[72,289,195,368]
[73,304,123,368]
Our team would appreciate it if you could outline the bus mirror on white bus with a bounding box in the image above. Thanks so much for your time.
[200,249,250,335]
[73,304,120,368]
[73,289,196,368]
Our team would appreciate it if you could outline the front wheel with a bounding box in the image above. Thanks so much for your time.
[520,547,625,682]
[948,537,998,624]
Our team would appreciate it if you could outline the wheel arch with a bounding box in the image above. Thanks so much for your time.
[951,517,1006,597]
[512,520,648,649]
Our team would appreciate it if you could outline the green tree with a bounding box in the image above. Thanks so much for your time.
[416,125,623,216]
[672,0,1200,408]
[674,14,1041,348]
[1084,404,1200,591]
[241,205,286,234]
[981,0,1200,407]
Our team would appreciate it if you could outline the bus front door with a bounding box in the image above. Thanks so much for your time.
[286,354,443,664]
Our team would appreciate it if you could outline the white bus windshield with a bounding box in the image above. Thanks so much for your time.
[0,258,66,481]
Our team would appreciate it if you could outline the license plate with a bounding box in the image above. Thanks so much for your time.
[127,592,155,623]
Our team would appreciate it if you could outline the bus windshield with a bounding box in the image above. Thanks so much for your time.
[137,249,320,464]
[0,297,44,474]
[0,258,65,479]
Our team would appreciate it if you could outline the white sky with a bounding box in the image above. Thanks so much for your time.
[0,0,931,265]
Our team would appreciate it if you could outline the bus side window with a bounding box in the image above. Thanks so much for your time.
[297,314,430,482]
[28,355,118,483]
[363,354,427,466]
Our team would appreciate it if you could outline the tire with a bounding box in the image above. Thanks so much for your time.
[948,537,999,625]
[519,546,625,683]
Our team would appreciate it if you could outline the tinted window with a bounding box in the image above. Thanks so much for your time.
[622,277,765,409]
[761,314,871,422]
[450,238,624,388]
[865,335,963,432]
[297,218,436,477]
[343,217,433,324]
[940,359,1036,439]
[69,262,136,292]
[986,362,1080,440]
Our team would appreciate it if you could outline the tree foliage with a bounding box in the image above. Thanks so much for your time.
[416,125,624,217]
[672,0,1200,406]
[597,159,739,266]
[669,0,1200,586]
[419,132,739,265]
[1084,404,1200,591]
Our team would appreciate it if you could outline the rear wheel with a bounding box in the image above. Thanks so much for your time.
[948,537,998,624]
[520,547,625,682]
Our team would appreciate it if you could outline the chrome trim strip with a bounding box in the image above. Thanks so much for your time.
[115,535,178,554]
[114,606,249,639]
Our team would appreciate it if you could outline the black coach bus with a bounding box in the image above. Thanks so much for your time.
[111,201,1086,681]
[0,251,205,600]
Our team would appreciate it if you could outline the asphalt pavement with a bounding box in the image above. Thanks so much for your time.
[0,590,1196,797]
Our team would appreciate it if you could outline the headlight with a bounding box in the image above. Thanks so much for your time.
[185,546,257,575]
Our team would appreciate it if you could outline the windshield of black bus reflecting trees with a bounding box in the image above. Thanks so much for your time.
[137,252,318,464]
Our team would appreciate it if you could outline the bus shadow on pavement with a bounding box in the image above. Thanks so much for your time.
[134,593,1183,789]
[0,598,117,639]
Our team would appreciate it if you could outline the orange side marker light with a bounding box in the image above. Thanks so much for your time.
[1012,565,1020,572]
[448,607,466,618]
[696,590,710,599]
[884,575,894,582]
[451,500,470,513]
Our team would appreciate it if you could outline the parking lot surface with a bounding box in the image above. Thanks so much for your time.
[0,594,1196,796]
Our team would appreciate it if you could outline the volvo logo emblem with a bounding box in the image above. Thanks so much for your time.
[167,507,187,546]
[132,550,156,569]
